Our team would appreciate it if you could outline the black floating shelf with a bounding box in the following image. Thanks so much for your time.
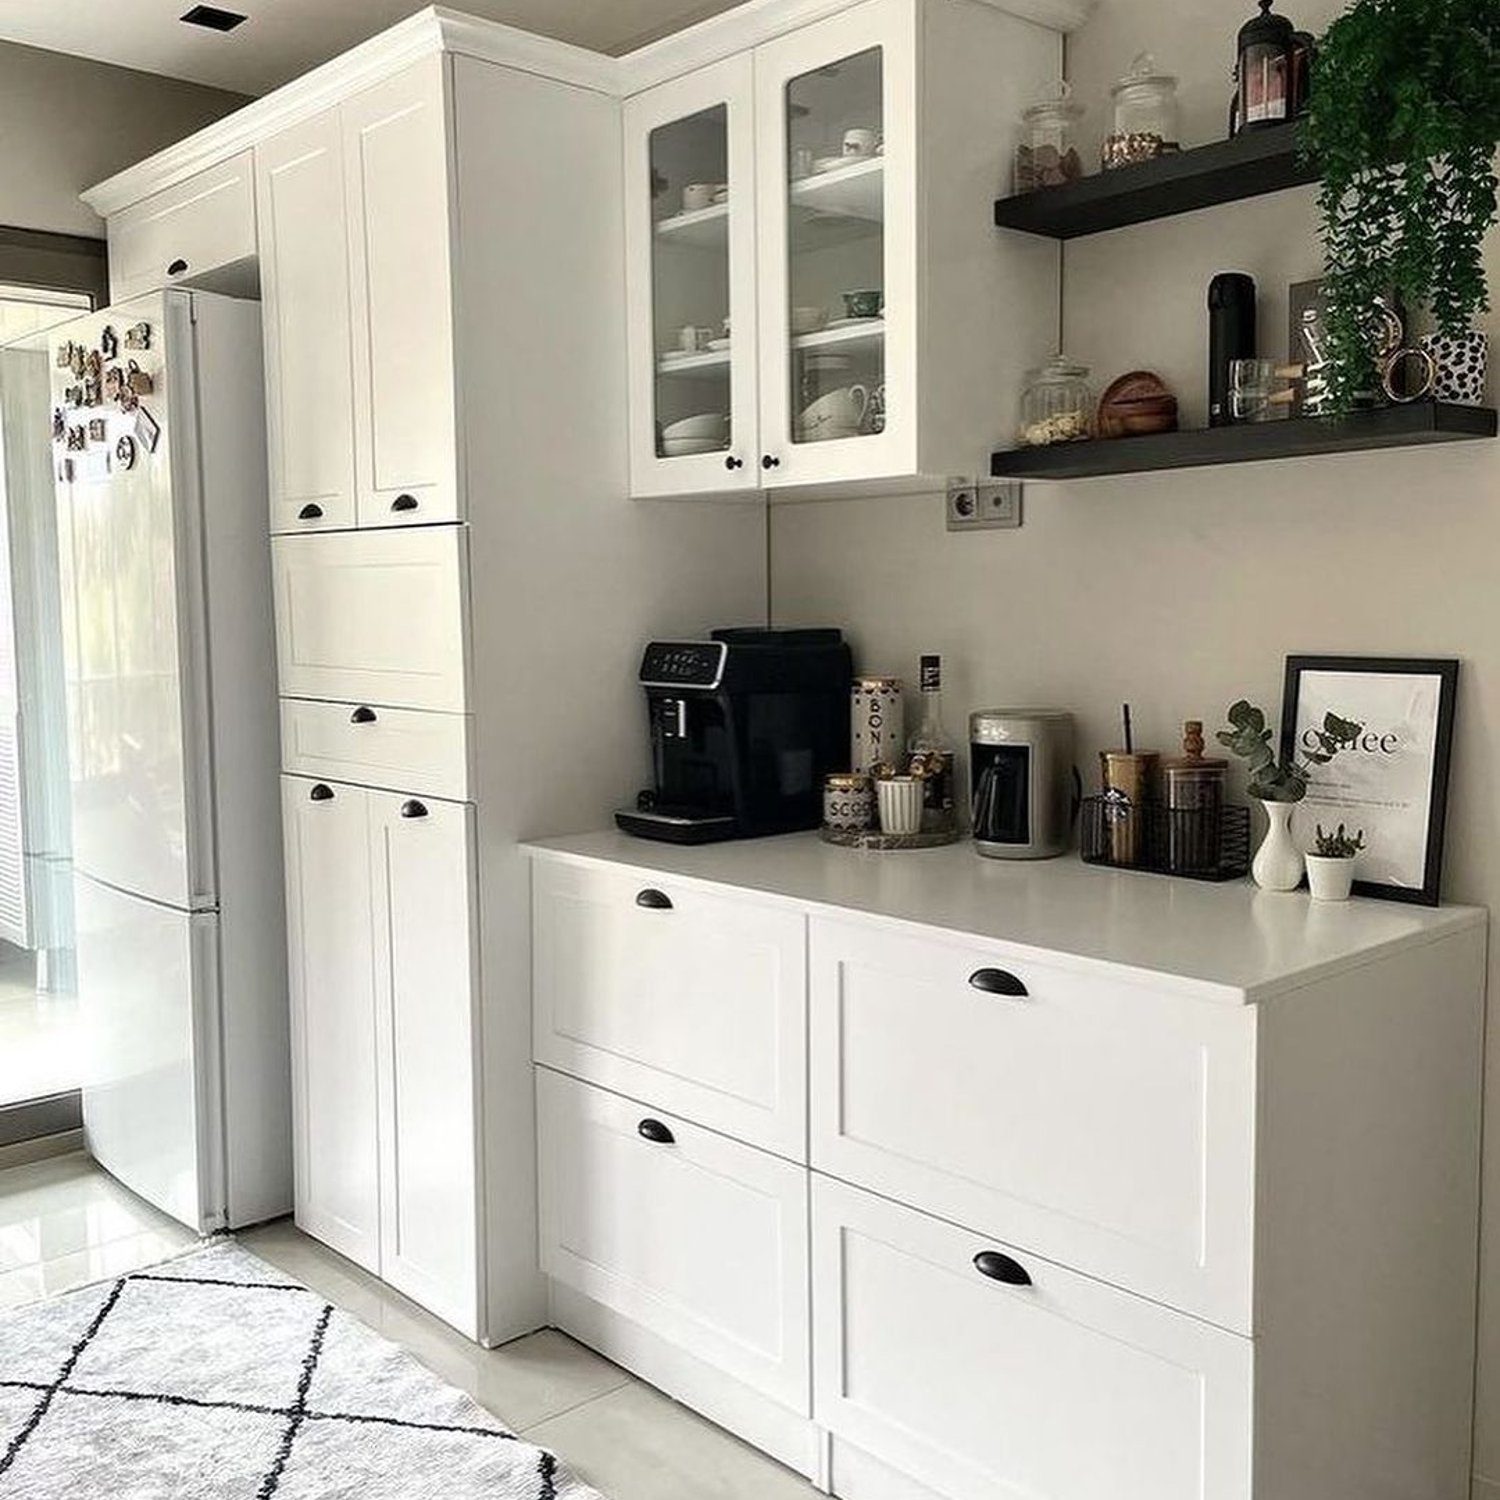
[993,123,1319,240]
[991,403,1498,481]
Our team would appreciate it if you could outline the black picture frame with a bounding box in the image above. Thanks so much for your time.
[1280,655,1459,905]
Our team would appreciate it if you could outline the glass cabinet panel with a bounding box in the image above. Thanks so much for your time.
[648,106,734,462]
[783,47,885,448]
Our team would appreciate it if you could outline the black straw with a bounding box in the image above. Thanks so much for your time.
[1122,703,1133,754]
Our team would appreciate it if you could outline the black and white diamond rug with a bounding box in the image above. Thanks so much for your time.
[0,1242,604,1499]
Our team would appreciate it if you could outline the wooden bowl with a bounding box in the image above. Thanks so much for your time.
[1097,370,1179,439]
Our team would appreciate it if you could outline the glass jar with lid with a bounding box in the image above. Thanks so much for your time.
[1017,356,1094,445]
[1103,53,1180,169]
[1012,81,1084,194]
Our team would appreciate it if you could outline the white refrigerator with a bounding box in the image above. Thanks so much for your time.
[49,289,291,1233]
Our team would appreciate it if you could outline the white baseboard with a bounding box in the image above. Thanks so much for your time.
[1472,1473,1500,1500]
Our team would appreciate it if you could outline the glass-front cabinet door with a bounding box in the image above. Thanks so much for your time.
[624,57,760,497]
[754,0,916,488]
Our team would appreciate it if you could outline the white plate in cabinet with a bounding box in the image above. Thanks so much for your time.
[108,151,256,303]
[532,857,806,1159]
[812,1175,1252,1500]
[271,526,469,713]
[280,698,472,802]
[809,917,1256,1331]
[537,1067,810,1414]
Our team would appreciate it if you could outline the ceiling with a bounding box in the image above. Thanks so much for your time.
[0,0,748,96]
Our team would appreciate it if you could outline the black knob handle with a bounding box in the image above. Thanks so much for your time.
[400,799,428,819]
[973,1250,1032,1286]
[637,1118,675,1145]
[350,706,377,725]
[725,455,743,471]
[968,968,1028,998]
[635,888,673,910]
[309,783,335,802]
[391,494,419,512]
[298,502,324,520]
[761,453,781,469]
[167,258,188,276]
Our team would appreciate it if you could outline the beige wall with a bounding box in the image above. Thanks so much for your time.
[0,41,246,238]
[769,1,1500,1492]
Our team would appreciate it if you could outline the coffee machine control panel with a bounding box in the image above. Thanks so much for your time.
[639,641,727,690]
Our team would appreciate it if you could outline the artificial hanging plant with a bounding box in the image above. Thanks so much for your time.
[1301,0,1500,412]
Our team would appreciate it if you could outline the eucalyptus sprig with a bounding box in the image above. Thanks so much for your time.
[1216,700,1364,803]
[1301,0,1500,412]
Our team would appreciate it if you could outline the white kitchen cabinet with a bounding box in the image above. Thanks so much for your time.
[622,0,1060,498]
[256,113,357,534]
[280,698,471,801]
[812,1175,1253,1500]
[538,1067,810,1414]
[108,152,257,304]
[282,775,480,1336]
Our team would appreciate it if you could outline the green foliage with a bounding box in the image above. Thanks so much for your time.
[1216,700,1364,802]
[1314,822,1367,858]
[1300,0,1500,412]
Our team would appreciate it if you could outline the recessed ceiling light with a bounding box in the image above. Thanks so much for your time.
[180,5,248,31]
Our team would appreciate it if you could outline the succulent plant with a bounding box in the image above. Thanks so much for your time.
[1314,822,1367,859]
[1216,700,1364,803]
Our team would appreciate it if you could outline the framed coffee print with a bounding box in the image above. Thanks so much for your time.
[1280,656,1459,905]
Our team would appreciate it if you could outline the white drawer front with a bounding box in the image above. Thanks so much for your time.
[810,917,1255,1330]
[813,1176,1252,1500]
[533,858,806,1160]
[109,152,257,302]
[537,1068,810,1414]
[280,698,471,801]
[271,526,468,712]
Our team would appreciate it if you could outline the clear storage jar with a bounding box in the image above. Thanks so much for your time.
[1102,53,1180,170]
[1018,356,1094,445]
[1012,82,1084,194]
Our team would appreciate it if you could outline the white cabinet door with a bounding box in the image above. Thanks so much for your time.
[256,111,358,533]
[813,1176,1253,1500]
[281,776,381,1272]
[753,0,917,489]
[538,1067,810,1413]
[369,789,480,1338]
[343,58,459,528]
[809,917,1257,1332]
[533,856,807,1160]
[271,526,469,712]
[109,152,257,303]
[624,55,761,497]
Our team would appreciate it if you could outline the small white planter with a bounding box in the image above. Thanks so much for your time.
[1305,853,1357,902]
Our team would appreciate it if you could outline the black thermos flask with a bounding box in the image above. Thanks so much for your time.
[1207,273,1257,426]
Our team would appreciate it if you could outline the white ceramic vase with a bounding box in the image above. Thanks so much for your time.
[1252,799,1304,892]
[1305,853,1357,902]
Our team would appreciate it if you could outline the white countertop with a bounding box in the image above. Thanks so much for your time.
[525,830,1485,1003]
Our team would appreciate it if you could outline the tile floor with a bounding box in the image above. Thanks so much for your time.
[0,941,84,1108]
[0,1150,823,1500]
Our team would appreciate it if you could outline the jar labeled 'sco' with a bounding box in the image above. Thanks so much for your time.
[824,773,874,832]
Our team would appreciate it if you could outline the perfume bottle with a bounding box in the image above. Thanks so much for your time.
[906,654,958,835]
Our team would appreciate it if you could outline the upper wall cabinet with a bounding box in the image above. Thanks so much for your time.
[623,0,1062,500]
[257,57,459,534]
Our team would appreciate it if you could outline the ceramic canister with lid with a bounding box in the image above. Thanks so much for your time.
[1162,720,1227,874]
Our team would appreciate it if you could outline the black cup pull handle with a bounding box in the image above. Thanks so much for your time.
[968,968,1029,997]
[637,1118,675,1145]
[309,783,335,802]
[635,888,673,911]
[297,502,324,520]
[350,706,377,725]
[167,258,188,276]
[400,799,428,819]
[974,1250,1032,1286]
[391,494,419,512]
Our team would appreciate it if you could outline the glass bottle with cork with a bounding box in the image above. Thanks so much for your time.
[906,655,958,835]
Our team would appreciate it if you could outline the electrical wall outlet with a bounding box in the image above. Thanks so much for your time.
[946,479,1022,531]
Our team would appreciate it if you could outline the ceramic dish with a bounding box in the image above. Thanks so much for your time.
[824,315,884,330]
[705,337,731,352]
[662,436,727,457]
[663,412,728,440]
[812,155,853,174]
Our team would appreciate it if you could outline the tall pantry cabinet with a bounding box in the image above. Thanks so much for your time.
[254,36,768,1342]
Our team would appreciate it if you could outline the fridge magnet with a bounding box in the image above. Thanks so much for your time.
[1280,655,1459,905]
[83,376,103,408]
[60,458,73,483]
[134,404,161,454]
[104,366,125,402]
[51,408,64,442]
[124,322,151,351]
[69,345,86,379]
[54,342,74,370]
[114,434,136,470]
[100,325,119,360]
[84,349,102,379]
[126,360,154,397]
[65,425,86,452]
[63,384,84,409]
[87,418,108,443]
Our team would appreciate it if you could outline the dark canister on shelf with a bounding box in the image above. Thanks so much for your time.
[1162,721,1228,875]
[1234,0,1296,133]
[1208,273,1256,427]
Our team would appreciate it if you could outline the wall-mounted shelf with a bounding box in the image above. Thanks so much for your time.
[991,403,1498,480]
[993,124,1319,240]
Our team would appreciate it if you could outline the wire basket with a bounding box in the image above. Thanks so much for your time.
[1080,796,1250,882]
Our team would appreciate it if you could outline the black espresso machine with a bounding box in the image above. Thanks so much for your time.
[616,628,852,844]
